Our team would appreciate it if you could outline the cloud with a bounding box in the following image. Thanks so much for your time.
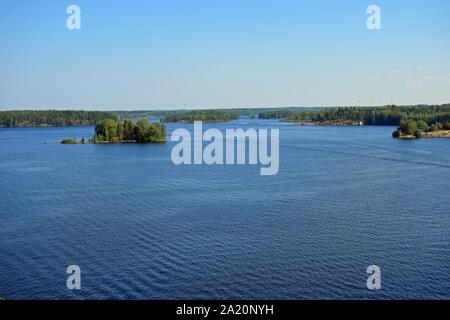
[389,69,402,74]
[406,71,412,75]
[416,66,424,71]
[418,75,450,83]
[368,77,381,81]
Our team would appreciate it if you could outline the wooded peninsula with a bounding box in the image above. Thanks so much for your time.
[0,110,117,127]
[259,104,450,126]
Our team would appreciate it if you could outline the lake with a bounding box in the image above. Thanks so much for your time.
[0,118,448,299]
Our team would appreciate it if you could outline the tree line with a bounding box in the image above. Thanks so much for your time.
[114,107,325,119]
[114,110,181,120]
[164,110,239,123]
[258,104,450,125]
[92,118,167,143]
[259,110,295,119]
[0,110,118,127]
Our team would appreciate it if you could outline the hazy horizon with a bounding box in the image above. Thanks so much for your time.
[2,103,448,112]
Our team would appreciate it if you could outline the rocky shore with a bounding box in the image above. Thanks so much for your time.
[397,130,450,139]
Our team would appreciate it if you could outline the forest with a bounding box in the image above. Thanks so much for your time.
[114,110,181,120]
[4,105,450,129]
[259,110,295,119]
[0,110,117,127]
[259,104,450,125]
[164,110,239,123]
[114,107,325,119]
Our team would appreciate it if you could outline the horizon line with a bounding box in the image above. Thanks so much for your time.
[1,103,447,112]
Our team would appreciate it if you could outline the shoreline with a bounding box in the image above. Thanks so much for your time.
[61,139,167,144]
[1,123,97,128]
[397,130,450,139]
[170,120,234,123]
[284,121,364,126]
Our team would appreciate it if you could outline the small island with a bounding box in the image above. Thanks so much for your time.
[61,118,167,144]
[164,110,239,123]
[392,120,450,139]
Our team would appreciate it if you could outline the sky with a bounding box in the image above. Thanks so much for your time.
[0,0,449,110]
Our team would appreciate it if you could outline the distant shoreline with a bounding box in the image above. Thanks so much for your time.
[0,124,94,128]
[284,121,364,126]
[173,120,234,123]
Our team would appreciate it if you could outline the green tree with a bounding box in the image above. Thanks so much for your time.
[392,130,401,138]
[123,119,136,140]
[149,122,162,141]
[399,120,418,135]
[95,119,118,141]
[413,129,422,138]
[135,118,151,142]
[160,121,167,139]
[429,123,440,131]
[116,120,124,140]
[416,120,428,131]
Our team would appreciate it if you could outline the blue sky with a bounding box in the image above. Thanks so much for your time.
[0,0,449,110]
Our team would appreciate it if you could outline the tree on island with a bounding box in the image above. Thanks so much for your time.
[399,120,418,135]
[93,118,167,143]
[416,120,428,132]
[429,122,443,132]
[393,120,420,138]
[123,119,135,140]
[392,119,450,138]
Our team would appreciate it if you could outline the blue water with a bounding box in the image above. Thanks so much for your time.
[0,119,449,300]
